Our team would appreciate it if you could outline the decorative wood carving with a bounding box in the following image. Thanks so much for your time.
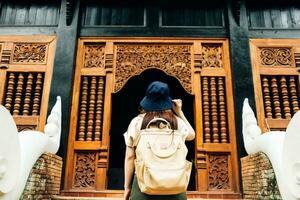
[78,77,88,141]
[66,38,240,195]
[4,73,15,112]
[259,48,292,66]
[202,77,211,143]
[12,43,47,64]
[196,149,207,169]
[218,77,228,143]
[261,76,299,120]
[74,152,96,188]
[115,44,192,93]
[202,76,229,143]
[271,77,282,119]
[289,76,299,114]
[77,76,105,141]
[4,72,45,116]
[105,54,113,69]
[208,154,230,190]
[84,45,105,68]
[13,73,24,115]
[97,147,108,168]
[1,49,11,64]
[87,77,97,141]
[194,53,204,72]
[280,76,291,119]
[262,76,272,118]
[294,53,300,72]
[32,73,43,115]
[201,44,223,68]
[210,77,219,143]
[23,73,33,115]
[95,77,105,141]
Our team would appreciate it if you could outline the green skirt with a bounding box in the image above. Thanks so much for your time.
[130,176,187,200]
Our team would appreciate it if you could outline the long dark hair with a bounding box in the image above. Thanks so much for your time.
[141,109,178,130]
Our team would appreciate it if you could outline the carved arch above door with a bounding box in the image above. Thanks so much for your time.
[114,44,192,94]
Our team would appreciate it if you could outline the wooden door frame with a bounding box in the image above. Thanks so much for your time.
[63,37,240,198]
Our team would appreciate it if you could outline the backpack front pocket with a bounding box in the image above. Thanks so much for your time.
[135,160,192,195]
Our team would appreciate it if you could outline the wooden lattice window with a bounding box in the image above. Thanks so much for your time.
[0,36,56,131]
[250,39,300,132]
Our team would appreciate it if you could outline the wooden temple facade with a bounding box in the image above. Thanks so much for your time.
[0,0,299,198]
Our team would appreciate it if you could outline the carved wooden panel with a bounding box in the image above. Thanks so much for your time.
[4,72,44,115]
[77,76,105,141]
[261,75,299,119]
[201,76,228,143]
[84,45,105,68]
[12,43,48,64]
[1,49,11,64]
[201,44,223,68]
[208,154,230,190]
[115,44,192,93]
[74,152,96,188]
[0,36,56,132]
[251,40,300,131]
[259,47,293,66]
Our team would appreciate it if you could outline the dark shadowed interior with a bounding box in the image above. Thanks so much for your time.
[108,68,196,190]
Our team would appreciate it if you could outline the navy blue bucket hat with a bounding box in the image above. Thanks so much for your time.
[140,81,172,111]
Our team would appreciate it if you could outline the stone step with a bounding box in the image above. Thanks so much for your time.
[53,196,218,200]
[53,195,240,200]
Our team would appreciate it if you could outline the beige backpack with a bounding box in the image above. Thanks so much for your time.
[134,117,192,195]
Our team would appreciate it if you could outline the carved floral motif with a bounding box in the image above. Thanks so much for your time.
[12,43,47,64]
[208,154,230,189]
[201,44,223,68]
[115,44,192,93]
[84,45,105,68]
[74,152,96,188]
[260,48,292,66]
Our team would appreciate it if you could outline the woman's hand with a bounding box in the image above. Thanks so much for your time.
[172,99,183,117]
[124,188,131,200]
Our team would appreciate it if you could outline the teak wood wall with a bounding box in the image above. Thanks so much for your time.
[250,39,300,132]
[0,36,56,132]
[64,37,240,197]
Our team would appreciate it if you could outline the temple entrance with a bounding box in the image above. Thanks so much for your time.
[64,38,240,198]
[108,69,195,190]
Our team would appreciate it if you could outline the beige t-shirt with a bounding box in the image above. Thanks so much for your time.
[123,114,192,148]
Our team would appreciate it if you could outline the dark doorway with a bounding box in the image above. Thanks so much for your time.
[107,69,195,190]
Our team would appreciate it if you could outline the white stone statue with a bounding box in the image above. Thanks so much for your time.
[242,98,300,200]
[0,96,61,200]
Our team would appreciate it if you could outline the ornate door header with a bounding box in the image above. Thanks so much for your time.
[114,44,192,93]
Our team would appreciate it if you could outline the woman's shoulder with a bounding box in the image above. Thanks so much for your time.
[128,113,145,127]
[175,116,188,129]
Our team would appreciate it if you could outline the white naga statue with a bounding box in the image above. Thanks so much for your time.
[242,98,300,200]
[0,96,61,200]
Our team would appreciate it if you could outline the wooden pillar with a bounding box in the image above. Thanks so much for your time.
[96,42,114,189]
[227,0,256,190]
[47,0,80,188]
[193,42,208,191]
